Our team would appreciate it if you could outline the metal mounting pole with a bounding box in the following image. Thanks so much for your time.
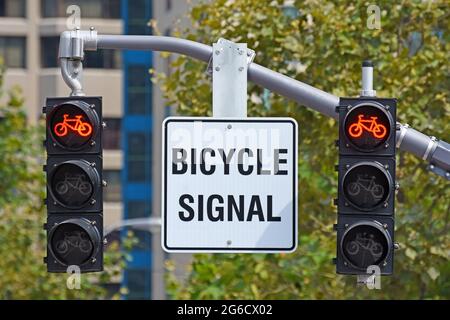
[57,31,450,180]
[211,38,250,117]
[360,60,376,97]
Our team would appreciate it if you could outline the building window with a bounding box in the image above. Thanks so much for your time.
[41,37,121,69]
[127,65,152,115]
[40,37,58,68]
[41,0,121,19]
[127,133,151,182]
[127,0,152,35]
[103,118,122,150]
[127,201,152,219]
[84,50,121,69]
[126,269,151,300]
[0,37,26,68]
[103,170,122,202]
[0,0,26,17]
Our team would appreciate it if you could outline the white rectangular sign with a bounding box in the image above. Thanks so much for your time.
[162,117,298,253]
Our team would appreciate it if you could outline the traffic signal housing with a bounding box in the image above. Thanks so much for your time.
[44,96,104,273]
[335,97,397,275]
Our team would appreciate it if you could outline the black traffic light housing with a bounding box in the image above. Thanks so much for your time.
[335,97,397,276]
[337,98,396,156]
[337,157,395,215]
[46,156,103,214]
[45,96,102,155]
[44,96,104,273]
[44,214,103,273]
[335,216,394,275]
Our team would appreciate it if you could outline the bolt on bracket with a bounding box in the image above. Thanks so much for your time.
[206,38,256,76]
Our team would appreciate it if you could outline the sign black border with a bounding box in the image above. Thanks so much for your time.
[163,118,298,251]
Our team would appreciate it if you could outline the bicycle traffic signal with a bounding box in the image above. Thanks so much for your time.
[43,97,104,273]
[334,96,397,276]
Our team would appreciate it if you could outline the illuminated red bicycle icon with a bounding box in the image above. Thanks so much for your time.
[348,115,387,139]
[54,114,93,137]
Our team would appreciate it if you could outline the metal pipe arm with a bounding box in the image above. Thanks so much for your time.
[97,35,340,119]
[60,33,449,179]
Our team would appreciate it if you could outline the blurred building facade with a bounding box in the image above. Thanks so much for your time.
[0,0,194,299]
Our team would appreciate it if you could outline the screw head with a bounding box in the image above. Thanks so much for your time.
[90,199,96,205]
[90,141,96,147]
[102,180,108,187]
[384,164,389,169]
[343,261,348,266]
[344,202,349,207]
[91,258,97,264]
[226,240,232,246]
[394,243,400,250]
[383,223,388,229]
[385,105,390,110]
[102,122,107,129]
[90,104,95,109]
[215,66,220,72]
[345,164,350,169]
[385,143,389,149]
[344,224,349,228]
[103,238,108,245]
[215,50,220,55]
[445,172,450,178]
[227,124,232,130]
[345,143,350,148]
[91,220,96,225]
[90,162,96,167]
[238,66,244,72]
[384,202,388,208]
[383,261,388,267]
[53,143,57,147]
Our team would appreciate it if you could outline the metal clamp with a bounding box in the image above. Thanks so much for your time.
[396,123,409,149]
[423,136,438,161]
[59,27,98,96]
[59,27,98,60]
[206,38,256,76]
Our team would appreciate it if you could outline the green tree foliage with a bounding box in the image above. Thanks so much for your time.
[0,61,134,299]
[158,0,449,299]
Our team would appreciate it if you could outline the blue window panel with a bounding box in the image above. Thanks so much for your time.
[128,251,152,269]
[122,0,154,300]
[124,117,153,132]
[124,184,152,199]
[123,51,153,64]
[127,200,152,219]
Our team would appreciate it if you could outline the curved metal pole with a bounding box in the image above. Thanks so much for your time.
[98,35,340,119]
[59,32,450,179]
[60,58,84,96]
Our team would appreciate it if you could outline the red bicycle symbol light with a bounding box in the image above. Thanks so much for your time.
[54,114,93,137]
[348,114,387,139]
